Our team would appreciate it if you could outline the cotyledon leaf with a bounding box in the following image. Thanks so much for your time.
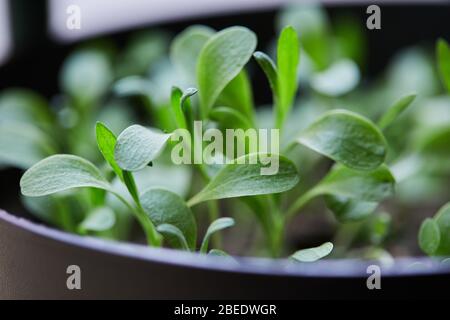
[187,153,299,206]
[200,217,235,253]
[418,218,441,256]
[20,154,113,197]
[140,188,197,250]
[197,26,257,115]
[115,125,171,171]
[291,242,334,262]
[298,109,387,171]
[95,122,124,181]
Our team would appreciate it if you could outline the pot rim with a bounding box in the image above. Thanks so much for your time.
[1,209,448,278]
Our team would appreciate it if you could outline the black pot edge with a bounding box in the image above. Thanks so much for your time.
[1,209,448,278]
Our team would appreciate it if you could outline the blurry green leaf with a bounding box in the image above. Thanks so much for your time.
[315,164,395,202]
[278,4,330,69]
[209,106,252,129]
[0,124,55,169]
[200,217,235,253]
[170,25,214,84]
[115,125,171,171]
[197,26,257,115]
[113,76,153,98]
[79,207,116,232]
[276,26,300,128]
[96,122,123,181]
[118,31,169,76]
[60,48,112,106]
[387,48,438,97]
[217,71,254,122]
[157,223,190,251]
[298,109,387,170]
[334,14,367,66]
[417,126,450,159]
[325,195,378,222]
[0,89,54,130]
[21,155,113,197]
[140,188,197,249]
[369,212,391,245]
[437,38,450,93]
[310,59,360,96]
[253,51,278,97]
[291,242,333,262]
[378,93,416,130]
[208,249,230,257]
[434,202,450,255]
[187,154,299,206]
[419,218,441,255]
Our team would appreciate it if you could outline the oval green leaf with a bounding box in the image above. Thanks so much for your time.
[170,25,214,84]
[140,188,197,250]
[60,48,112,105]
[115,125,171,171]
[0,124,55,169]
[418,218,441,256]
[200,217,235,253]
[310,59,360,96]
[21,154,112,197]
[315,164,395,202]
[187,154,300,206]
[291,242,333,262]
[434,202,450,255]
[197,26,257,114]
[156,223,190,251]
[298,109,387,170]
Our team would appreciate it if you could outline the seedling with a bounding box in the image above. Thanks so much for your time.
[3,5,447,262]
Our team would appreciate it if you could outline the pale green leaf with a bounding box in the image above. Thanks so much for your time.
[115,125,171,171]
[310,59,360,96]
[291,242,333,262]
[197,26,257,115]
[0,124,55,169]
[187,154,299,206]
[60,48,112,105]
[156,223,190,251]
[170,25,214,84]
[0,89,54,130]
[140,188,197,249]
[200,217,235,253]
[315,164,395,202]
[298,109,387,170]
[20,155,112,197]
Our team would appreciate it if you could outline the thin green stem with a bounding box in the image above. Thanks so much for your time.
[120,171,162,247]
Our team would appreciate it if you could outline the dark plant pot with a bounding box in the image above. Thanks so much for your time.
[1,209,449,299]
